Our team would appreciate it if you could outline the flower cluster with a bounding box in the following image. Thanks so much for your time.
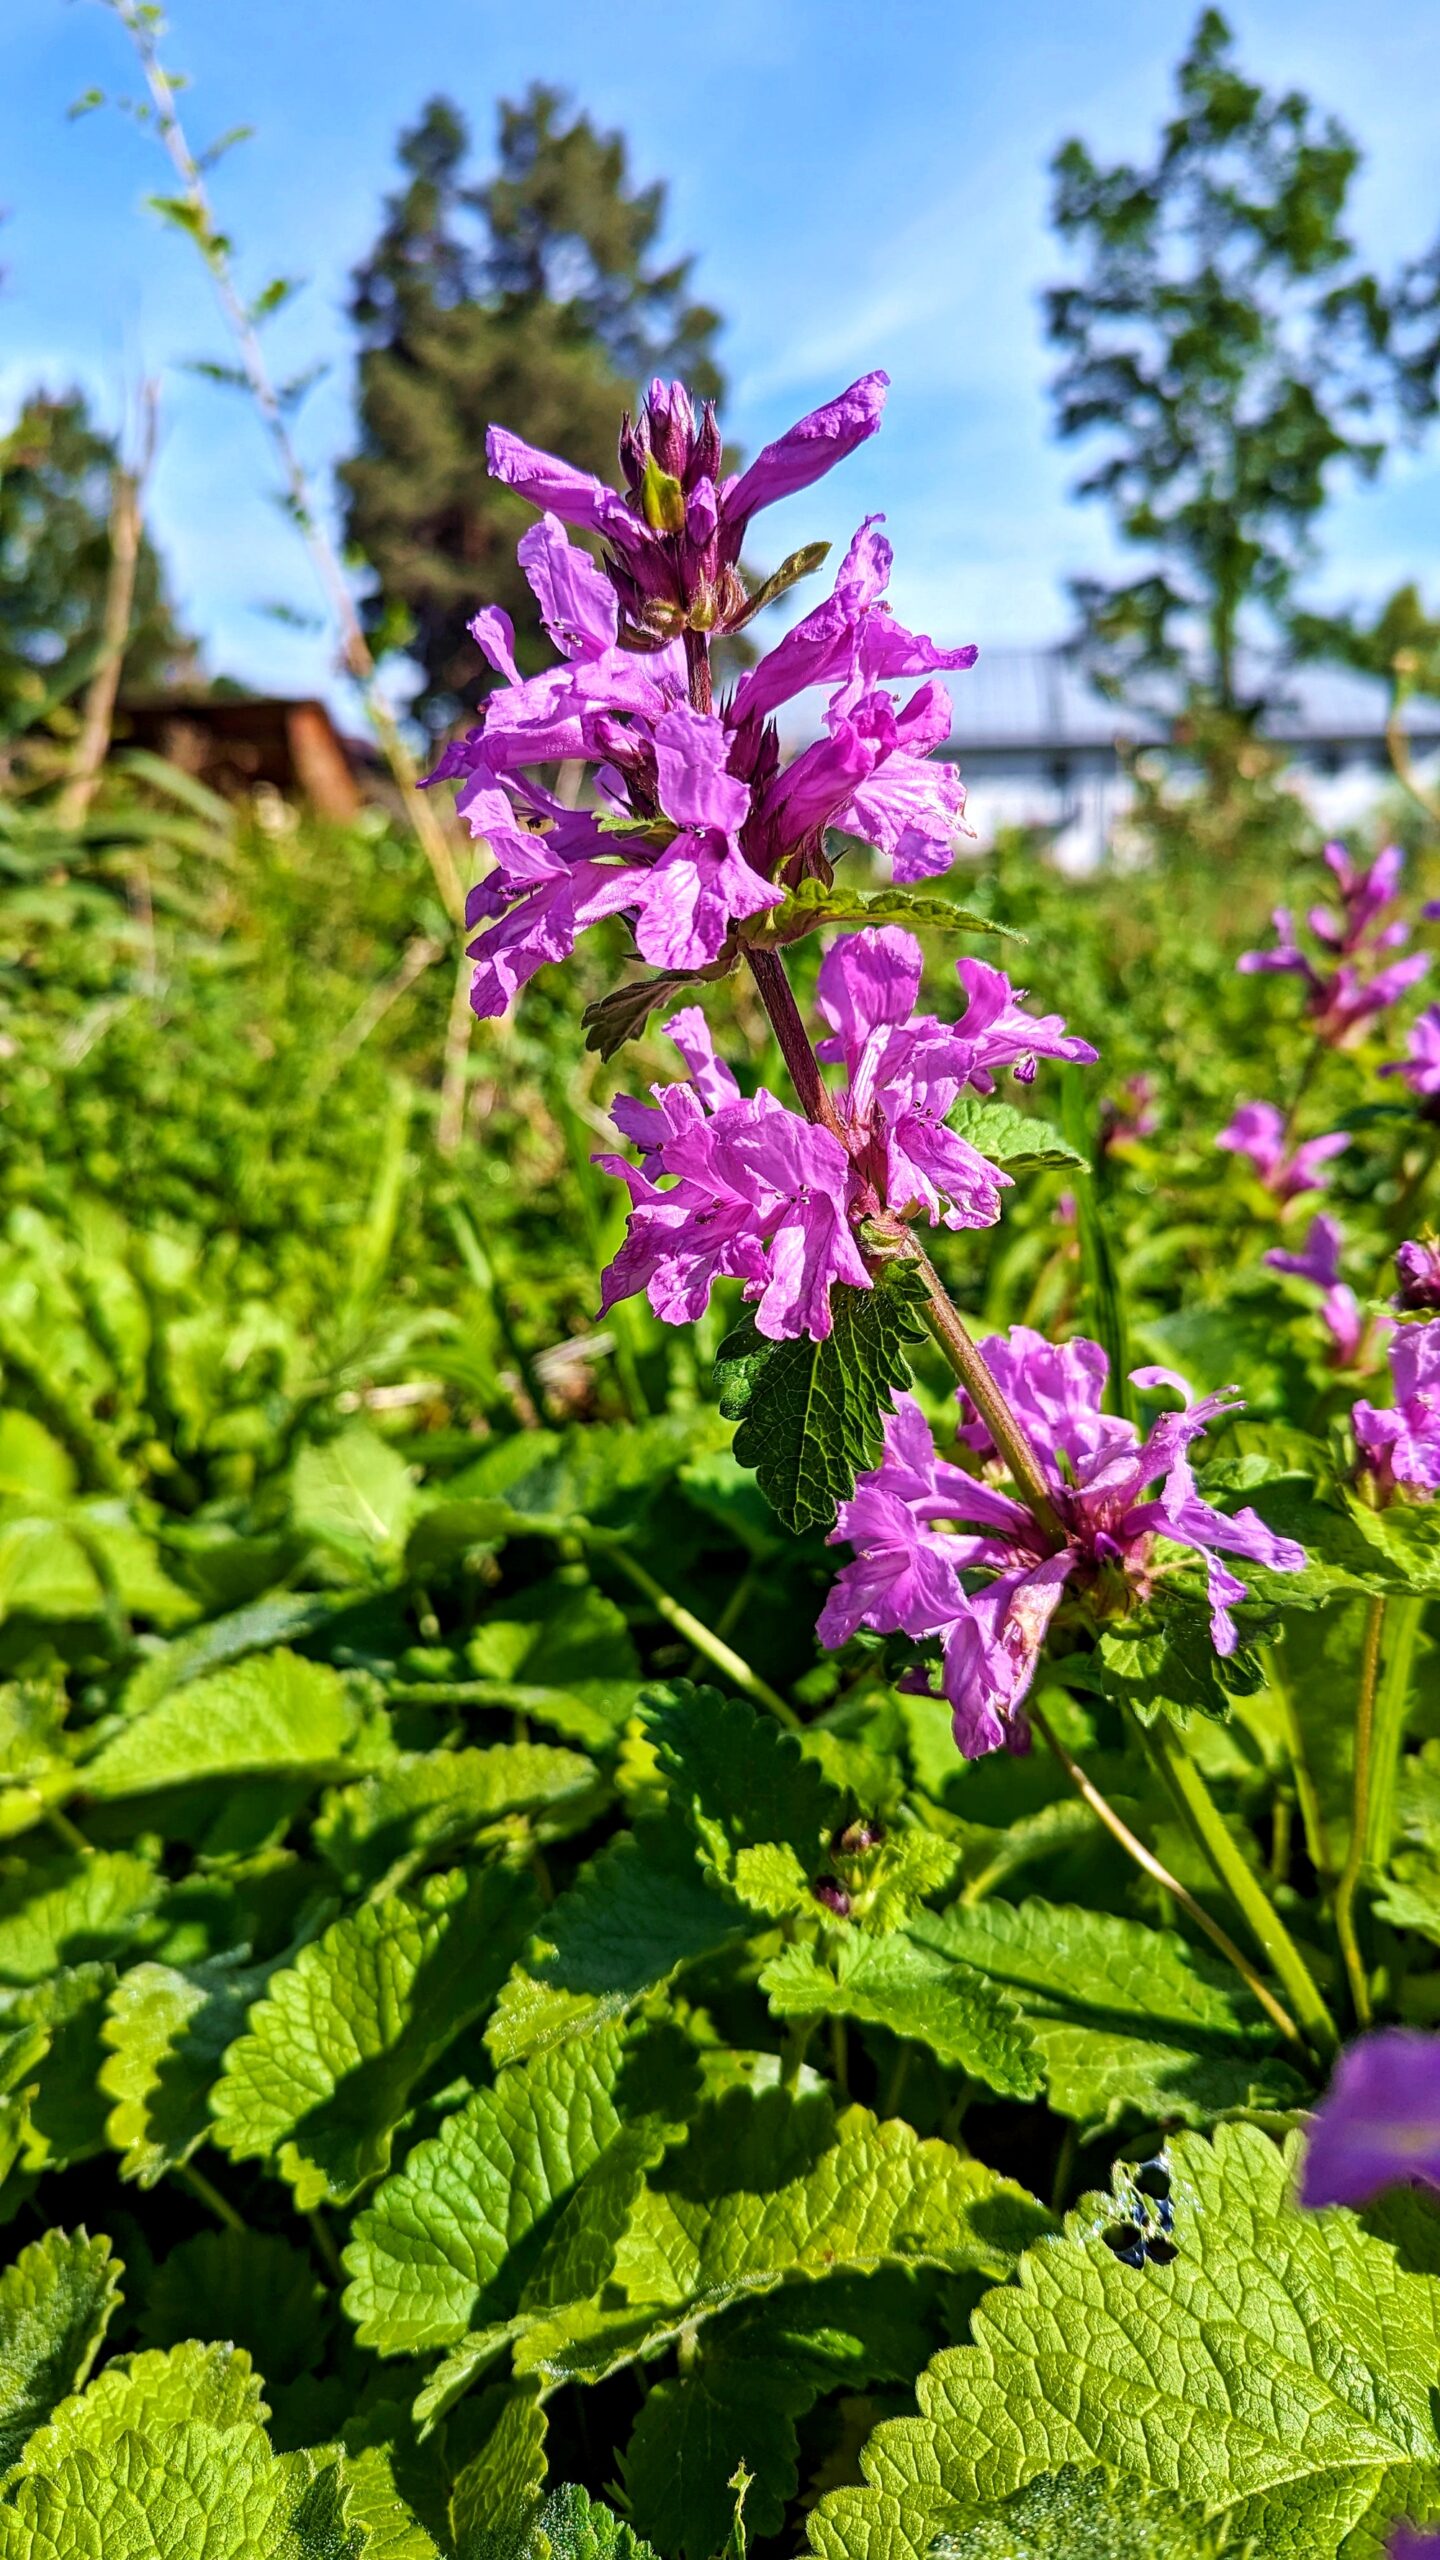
[1216,1100,1348,1205]
[433,377,985,1020]
[1238,842,1430,1047]
[1264,1213,1391,1370]
[594,929,1095,1341]
[1353,1311,1440,1500]
[819,1332,1305,1757]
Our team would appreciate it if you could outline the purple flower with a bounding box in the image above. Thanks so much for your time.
[1099,1073,1159,1153]
[594,1007,869,1341]
[820,1334,1305,1758]
[1381,1006,1440,1121]
[1391,2530,1440,2560]
[1238,845,1429,1047]
[438,509,981,1018]
[487,372,888,643]
[1264,1215,1391,1371]
[812,928,1096,1233]
[1216,1102,1349,1205]
[1396,1236,1440,1314]
[1300,2028,1440,2208]
[1353,1318,1440,1499]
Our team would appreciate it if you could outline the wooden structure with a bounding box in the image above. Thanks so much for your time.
[117,694,368,820]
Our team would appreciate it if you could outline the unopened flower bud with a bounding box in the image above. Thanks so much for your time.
[691,400,723,486]
[1396,1236,1440,1313]
[836,1818,882,1855]
[644,378,696,478]
[813,1878,852,1918]
[618,409,650,493]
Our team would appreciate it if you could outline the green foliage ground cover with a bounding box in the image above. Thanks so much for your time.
[1,776,1439,2557]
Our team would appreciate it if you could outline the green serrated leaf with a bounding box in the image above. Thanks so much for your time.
[914,1898,1307,2132]
[920,2465,1236,2558]
[643,1683,842,1916]
[486,1822,750,2066]
[759,1931,1041,2099]
[210,1867,539,2206]
[520,2083,1053,2385]
[947,1095,1085,1172]
[344,2027,637,2355]
[622,2349,816,2559]
[315,1744,598,1894]
[0,1853,160,1989]
[447,2383,547,2560]
[0,2229,122,2471]
[0,2423,361,2560]
[101,1950,274,2187]
[755,879,1019,947]
[807,2122,1440,2560]
[81,1650,357,1802]
[465,1578,643,1746]
[12,2340,267,2474]
[716,1267,926,1534]
[138,2231,330,2385]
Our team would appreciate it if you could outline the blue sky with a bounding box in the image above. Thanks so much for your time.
[5,0,1440,715]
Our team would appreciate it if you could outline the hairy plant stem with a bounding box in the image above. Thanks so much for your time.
[1142,1715,1338,2061]
[1031,1705,1311,2047]
[1335,1593,1388,2031]
[1262,1642,1333,1890]
[1363,1594,1424,1874]
[1027,1702,1307,2052]
[683,628,1069,1536]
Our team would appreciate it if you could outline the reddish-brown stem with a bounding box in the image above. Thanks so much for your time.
[685,624,1062,1530]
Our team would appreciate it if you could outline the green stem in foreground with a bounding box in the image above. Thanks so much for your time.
[1263,1643,1333,1891]
[1143,1715,1338,2061]
[597,1538,799,1730]
[1363,1594,1424,1876]
[1029,1702,1306,2052]
[178,2161,247,2235]
[1334,1593,1388,2032]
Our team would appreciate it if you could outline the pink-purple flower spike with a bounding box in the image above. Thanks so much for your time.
[819,1333,1305,1757]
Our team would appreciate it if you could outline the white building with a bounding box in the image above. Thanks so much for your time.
[940,647,1440,869]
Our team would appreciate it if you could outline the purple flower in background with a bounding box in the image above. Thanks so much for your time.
[811,928,1096,1233]
[1353,1318,1440,1499]
[1397,1237,1440,1314]
[1099,1073,1159,1154]
[487,371,889,642]
[1300,2028,1440,2208]
[1382,1006,1440,1121]
[1238,844,1429,1047]
[1391,2530,1440,2560]
[1264,1215,1391,1370]
[1217,1101,1349,1204]
[594,1008,869,1341]
[820,1334,1305,1758]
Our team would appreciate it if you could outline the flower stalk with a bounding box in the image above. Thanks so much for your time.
[1142,1713,1339,2060]
[1335,1592,1388,2030]
[1028,1702,1309,2052]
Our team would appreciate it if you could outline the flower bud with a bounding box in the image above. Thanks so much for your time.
[813,1878,852,1918]
[691,399,723,486]
[644,378,696,479]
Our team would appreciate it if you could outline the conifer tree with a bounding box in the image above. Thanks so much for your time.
[341,87,723,733]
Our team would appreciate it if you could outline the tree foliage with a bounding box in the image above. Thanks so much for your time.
[1045,8,1399,709]
[0,393,192,733]
[340,89,722,731]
